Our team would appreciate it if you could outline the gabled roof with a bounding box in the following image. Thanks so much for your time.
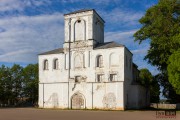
[39,48,63,55]
[94,42,124,49]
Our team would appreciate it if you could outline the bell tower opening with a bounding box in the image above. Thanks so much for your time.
[63,9,105,49]
[74,19,86,41]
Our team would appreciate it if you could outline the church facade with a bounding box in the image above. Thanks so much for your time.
[38,9,149,110]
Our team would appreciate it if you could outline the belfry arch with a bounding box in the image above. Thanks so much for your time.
[74,19,86,41]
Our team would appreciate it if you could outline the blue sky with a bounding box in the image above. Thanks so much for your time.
[0,0,159,74]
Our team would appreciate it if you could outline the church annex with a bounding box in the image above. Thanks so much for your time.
[38,9,149,110]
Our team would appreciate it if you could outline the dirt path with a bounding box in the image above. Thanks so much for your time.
[0,108,179,120]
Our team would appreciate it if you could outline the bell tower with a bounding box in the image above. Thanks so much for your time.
[63,9,105,49]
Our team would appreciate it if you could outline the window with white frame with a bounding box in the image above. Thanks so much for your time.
[43,60,48,70]
[97,74,104,82]
[97,55,103,67]
[110,74,117,81]
[53,59,58,69]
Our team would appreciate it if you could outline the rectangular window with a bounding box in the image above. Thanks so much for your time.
[97,55,103,68]
[110,74,117,81]
[97,74,104,82]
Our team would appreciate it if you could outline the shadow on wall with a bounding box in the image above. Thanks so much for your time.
[46,93,59,108]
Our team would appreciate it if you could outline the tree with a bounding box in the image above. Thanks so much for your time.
[151,77,160,103]
[139,68,160,103]
[134,0,180,71]
[155,73,178,103]
[0,65,13,105]
[23,64,38,105]
[139,69,153,86]
[167,49,180,94]
[134,0,180,100]
[0,66,5,104]
[0,64,39,107]
[10,64,24,105]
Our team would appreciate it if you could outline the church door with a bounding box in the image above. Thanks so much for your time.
[71,93,85,109]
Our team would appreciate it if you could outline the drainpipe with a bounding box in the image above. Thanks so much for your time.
[68,18,71,109]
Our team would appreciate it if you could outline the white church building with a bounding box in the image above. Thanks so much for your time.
[38,9,149,110]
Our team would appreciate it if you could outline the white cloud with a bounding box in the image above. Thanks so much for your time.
[100,8,143,28]
[0,0,52,12]
[0,13,64,63]
[131,49,147,55]
[0,0,23,12]
[105,29,137,42]
[104,29,142,50]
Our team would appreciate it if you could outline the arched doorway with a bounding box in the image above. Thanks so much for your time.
[71,93,85,109]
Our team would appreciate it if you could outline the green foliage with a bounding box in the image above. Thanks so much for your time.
[134,0,180,100]
[139,68,160,102]
[10,64,23,104]
[0,64,38,106]
[167,49,180,94]
[0,65,12,104]
[23,64,38,104]
[139,68,153,86]
[150,78,160,103]
[155,73,179,103]
[134,0,180,70]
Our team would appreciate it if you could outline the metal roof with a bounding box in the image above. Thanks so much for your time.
[39,41,127,55]
[39,48,64,55]
[94,42,124,49]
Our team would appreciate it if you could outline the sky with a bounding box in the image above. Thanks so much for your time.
[0,0,159,74]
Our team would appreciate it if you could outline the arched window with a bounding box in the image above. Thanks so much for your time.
[53,59,58,70]
[74,55,82,68]
[74,19,86,41]
[43,60,48,70]
[97,55,103,67]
